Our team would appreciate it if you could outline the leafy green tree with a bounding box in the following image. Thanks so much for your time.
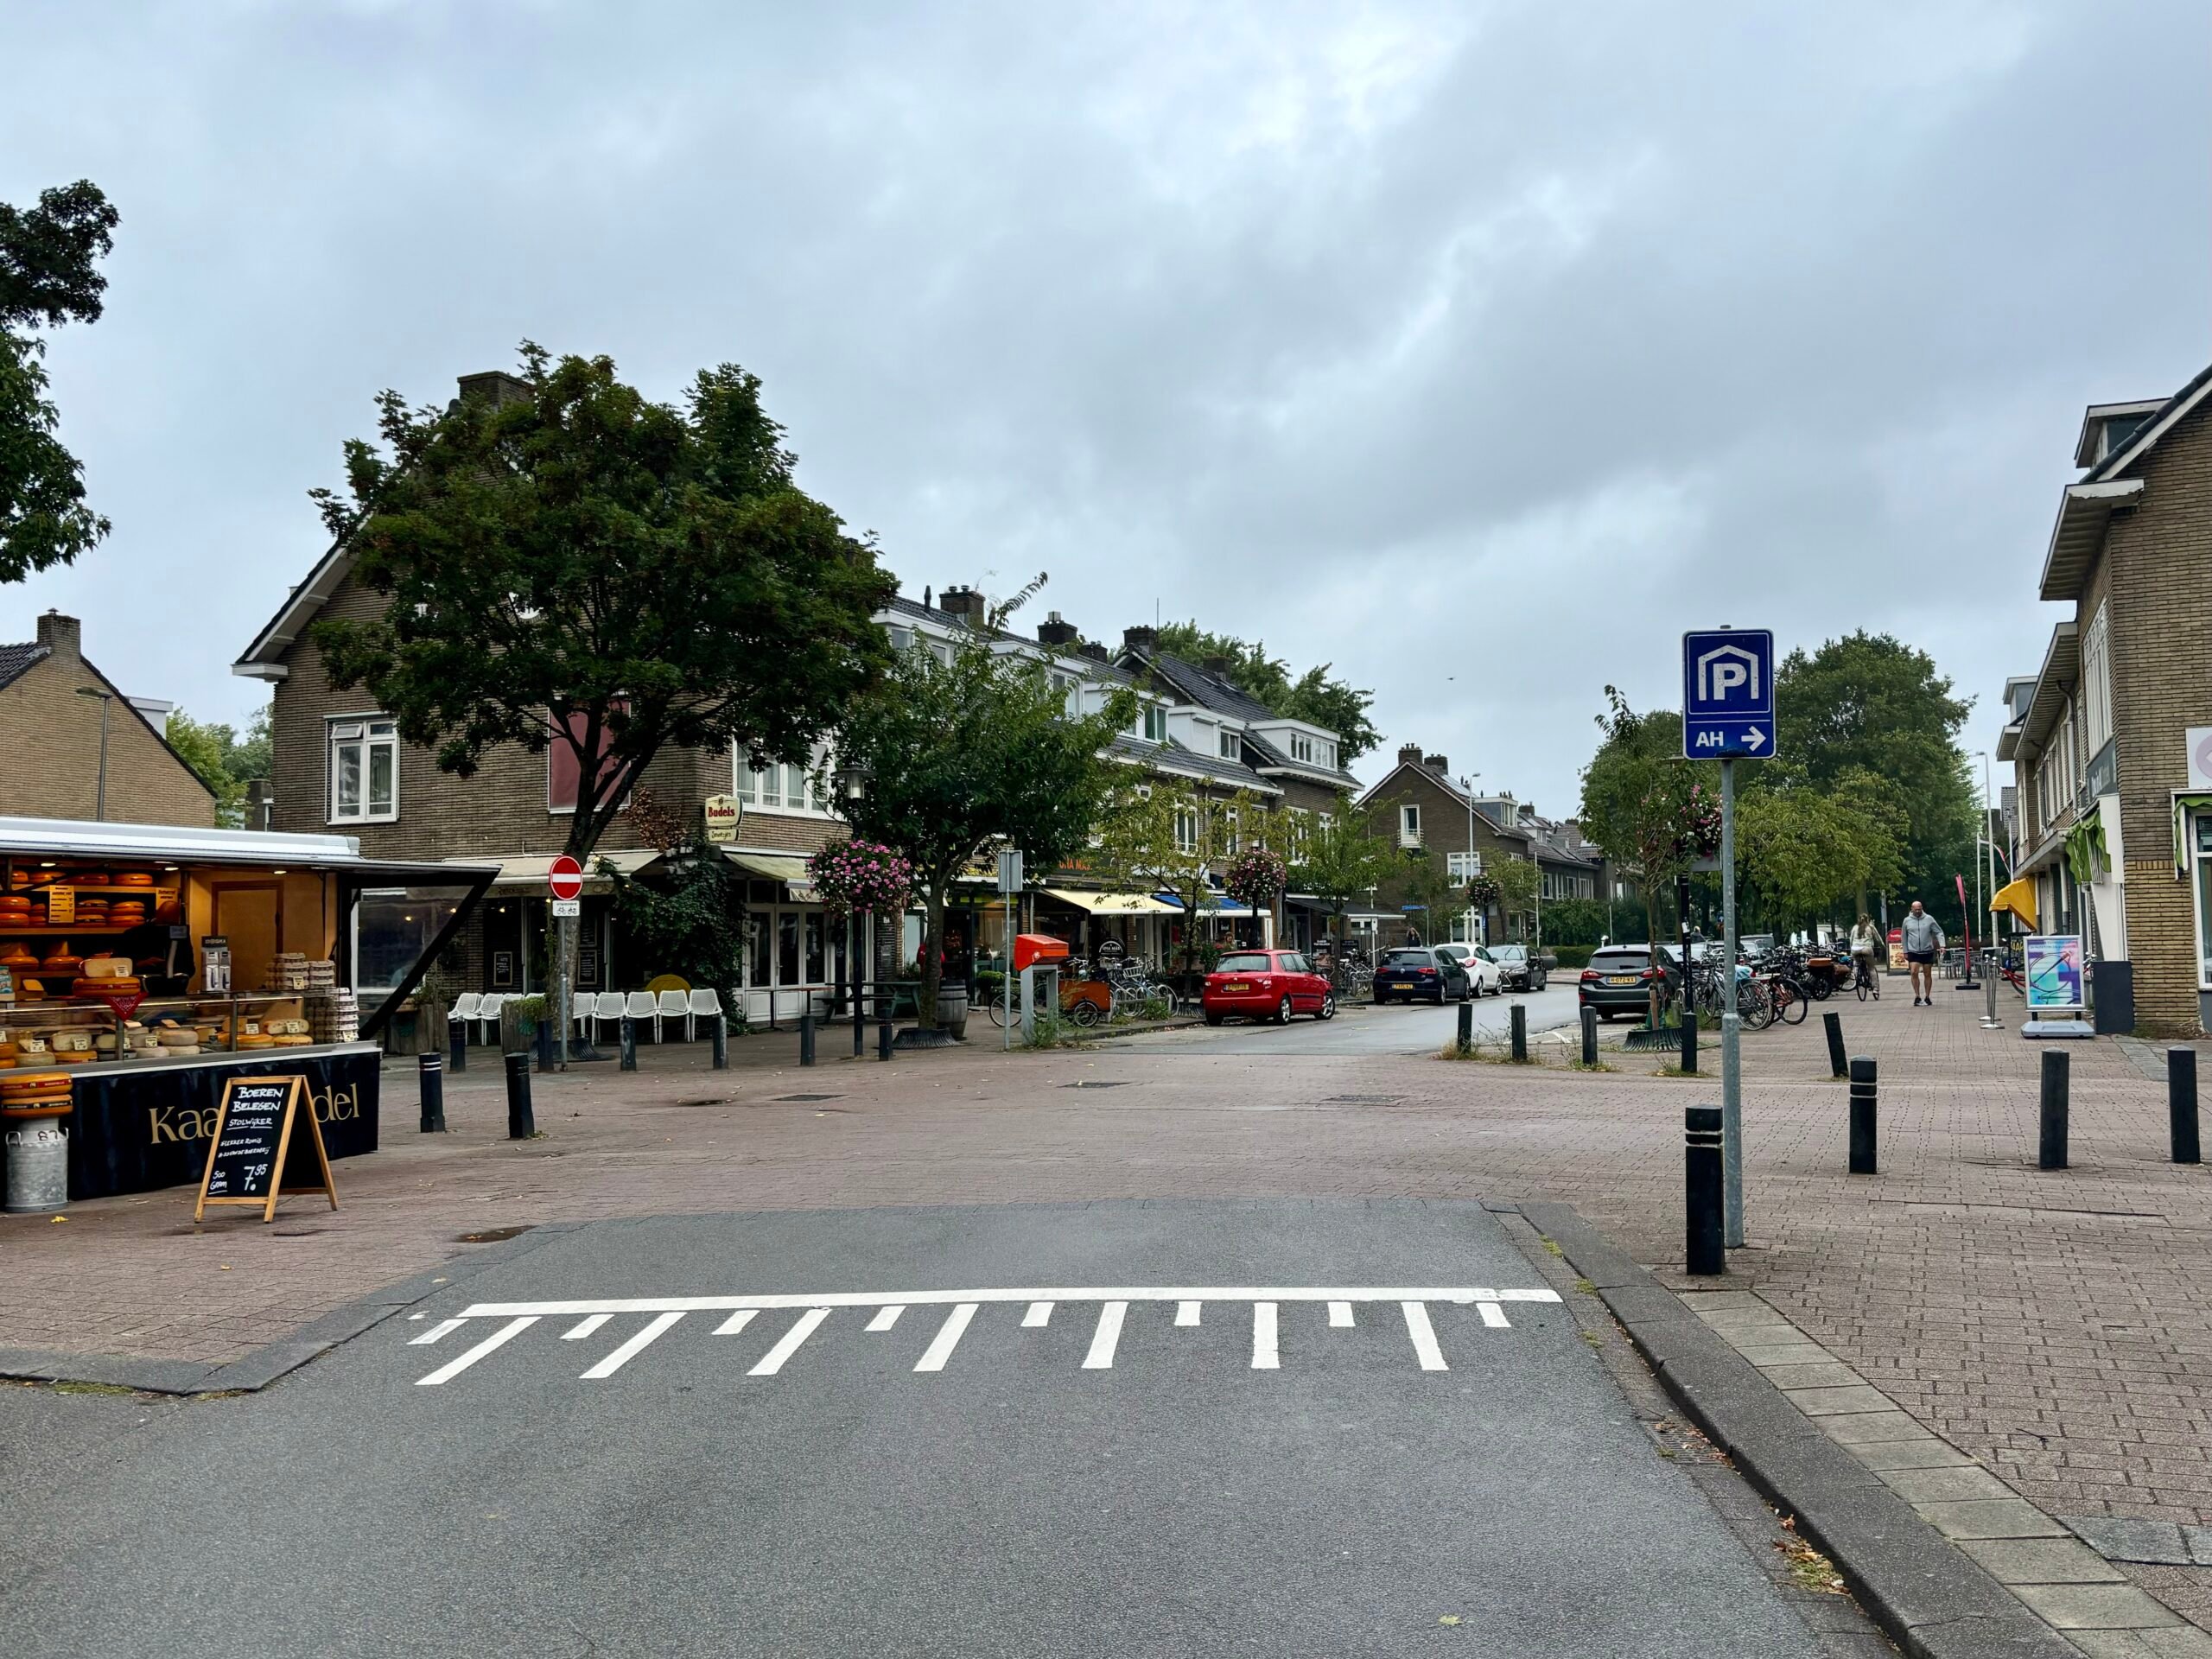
[1152,621,1379,760]
[1490,854,1541,942]
[1391,848,1468,944]
[1094,779,1267,976]
[166,703,273,828]
[0,181,118,582]
[837,589,1135,1028]
[603,836,747,1020]
[309,345,893,1039]
[1287,792,1395,946]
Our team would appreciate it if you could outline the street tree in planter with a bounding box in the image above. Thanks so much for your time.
[1093,779,1268,983]
[1287,792,1395,951]
[1464,871,1503,941]
[309,346,893,1058]
[834,589,1134,1032]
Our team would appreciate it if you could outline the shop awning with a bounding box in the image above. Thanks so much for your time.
[1154,892,1253,916]
[1990,877,2037,928]
[1039,887,1180,915]
[454,850,658,893]
[721,849,828,903]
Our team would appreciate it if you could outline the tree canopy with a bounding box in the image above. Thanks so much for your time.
[0,180,118,582]
[1093,778,1271,974]
[1577,688,1717,951]
[167,703,271,828]
[1287,791,1394,939]
[309,344,894,865]
[1153,621,1378,761]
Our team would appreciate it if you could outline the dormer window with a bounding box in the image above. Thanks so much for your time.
[1141,706,1168,743]
[1218,730,1240,760]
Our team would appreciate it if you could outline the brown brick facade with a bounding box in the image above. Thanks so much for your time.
[0,613,216,826]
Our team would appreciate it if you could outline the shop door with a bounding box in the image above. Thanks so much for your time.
[213,882,283,995]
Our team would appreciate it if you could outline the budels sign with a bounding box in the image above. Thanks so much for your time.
[703,794,742,844]
[1682,629,1776,759]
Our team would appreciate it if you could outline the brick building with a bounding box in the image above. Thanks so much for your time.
[0,611,215,827]
[1996,364,2212,1034]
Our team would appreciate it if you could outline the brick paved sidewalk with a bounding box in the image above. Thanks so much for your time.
[4,973,2208,1628]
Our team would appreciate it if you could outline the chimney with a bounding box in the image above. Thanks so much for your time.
[1037,611,1078,646]
[1201,653,1234,678]
[35,611,81,659]
[455,370,534,409]
[1078,641,1110,664]
[1397,742,1423,766]
[1122,625,1157,654]
[1424,753,1449,773]
[939,585,987,626]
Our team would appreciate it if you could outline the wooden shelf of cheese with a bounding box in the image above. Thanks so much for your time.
[0,880,174,943]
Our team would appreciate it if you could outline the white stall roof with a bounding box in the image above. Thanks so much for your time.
[0,817,497,879]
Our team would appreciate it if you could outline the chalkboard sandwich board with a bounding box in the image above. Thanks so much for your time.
[193,1075,339,1223]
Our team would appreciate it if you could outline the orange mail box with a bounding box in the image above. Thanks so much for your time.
[1014,934,1069,973]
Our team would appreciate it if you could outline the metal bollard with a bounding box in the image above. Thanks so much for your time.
[2039,1049,2069,1170]
[1823,1010,1847,1079]
[1685,1105,1725,1275]
[711,1014,728,1071]
[449,1014,466,1073]
[418,1052,445,1134]
[535,1012,554,1074]
[2170,1047,2200,1165]
[1848,1055,1877,1174]
[800,1012,817,1067]
[1580,1005,1598,1067]
[619,1016,637,1072]
[1510,1002,1528,1063]
[1456,1000,1473,1057]
[878,1019,893,1061]
[1680,1008,1698,1074]
[505,1050,536,1140]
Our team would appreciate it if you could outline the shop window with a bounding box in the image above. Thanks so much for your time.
[2195,816,2212,990]
[329,717,398,823]
[804,913,826,982]
[354,884,472,995]
[778,912,800,985]
[747,913,769,987]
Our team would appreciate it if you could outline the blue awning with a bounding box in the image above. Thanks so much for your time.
[1154,892,1253,915]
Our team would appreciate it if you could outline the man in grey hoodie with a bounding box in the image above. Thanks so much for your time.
[1900,900,1945,1005]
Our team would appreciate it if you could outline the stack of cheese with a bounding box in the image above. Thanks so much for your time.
[48,1029,92,1065]
[73,955,142,1000]
[0,1033,17,1069]
[264,1017,315,1048]
[233,1020,274,1051]
[308,988,359,1044]
[0,1069,71,1116]
[268,952,312,993]
[157,1026,200,1058]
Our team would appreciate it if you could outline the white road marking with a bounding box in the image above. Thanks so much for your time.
[408,1318,465,1346]
[867,1306,905,1332]
[562,1314,610,1341]
[1084,1301,1128,1369]
[1402,1301,1447,1371]
[459,1286,1560,1318]
[748,1307,830,1376]
[583,1311,686,1379]
[1175,1300,1201,1326]
[714,1309,759,1336]
[416,1316,538,1385]
[1252,1301,1280,1370]
[1478,1301,1510,1329]
[915,1303,978,1371]
[1021,1301,1052,1328]
[1327,1301,1354,1328]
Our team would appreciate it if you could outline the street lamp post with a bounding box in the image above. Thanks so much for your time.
[75,688,111,821]
[1458,773,1480,944]
[834,758,871,1056]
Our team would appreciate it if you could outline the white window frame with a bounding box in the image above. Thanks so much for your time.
[1446,850,1482,882]
[1219,729,1240,760]
[1173,807,1199,855]
[1291,734,1314,763]
[327,715,398,825]
[735,742,832,817]
[1143,705,1169,743]
[2082,605,2113,754]
[1399,804,1421,847]
[2193,810,2212,992]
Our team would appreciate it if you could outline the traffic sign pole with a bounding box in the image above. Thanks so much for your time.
[1720,756,1743,1249]
[548,855,584,1072]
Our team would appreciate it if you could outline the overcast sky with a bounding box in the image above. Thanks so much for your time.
[4,2,2206,815]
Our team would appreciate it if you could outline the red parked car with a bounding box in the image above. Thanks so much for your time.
[1202,950,1336,1026]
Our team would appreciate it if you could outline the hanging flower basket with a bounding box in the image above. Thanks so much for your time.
[1465,874,1501,910]
[1224,848,1288,908]
[1678,783,1723,861]
[807,840,916,916]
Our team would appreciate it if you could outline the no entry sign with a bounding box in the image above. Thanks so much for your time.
[548,855,583,902]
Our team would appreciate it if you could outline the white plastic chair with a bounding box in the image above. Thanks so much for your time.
[658,988,690,1040]
[625,989,659,1043]
[593,991,625,1044]
[475,993,505,1046]
[685,987,721,1040]
[569,990,593,1041]
[450,992,481,1046]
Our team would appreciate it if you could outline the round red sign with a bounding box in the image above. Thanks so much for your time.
[548,855,584,901]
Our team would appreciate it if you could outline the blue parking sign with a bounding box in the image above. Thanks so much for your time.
[1681,630,1775,758]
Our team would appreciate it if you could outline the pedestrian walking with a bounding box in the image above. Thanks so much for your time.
[1900,900,1944,1006]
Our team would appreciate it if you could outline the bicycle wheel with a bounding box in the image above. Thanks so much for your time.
[1854,974,1871,1001]
[1779,982,1808,1024]
[1739,980,1774,1031]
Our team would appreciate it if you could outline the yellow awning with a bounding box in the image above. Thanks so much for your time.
[1990,876,2037,929]
[1039,887,1180,916]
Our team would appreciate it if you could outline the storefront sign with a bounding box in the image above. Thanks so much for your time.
[69,1046,378,1201]
[2025,935,2084,1013]
[2189,728,2212,791]
[193,1074,337,1223]
[704,794,742,844]
[45,887,73,925]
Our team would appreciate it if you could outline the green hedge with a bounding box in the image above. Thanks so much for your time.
[1548,946,1593,970]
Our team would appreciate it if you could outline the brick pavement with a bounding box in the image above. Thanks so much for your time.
[3,980,2209,1624]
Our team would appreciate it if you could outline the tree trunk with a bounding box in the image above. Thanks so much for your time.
[1644,889,1663,1027]
[917,880,948,1031]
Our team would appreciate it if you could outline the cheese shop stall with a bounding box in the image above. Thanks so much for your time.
[0,817,495,1203]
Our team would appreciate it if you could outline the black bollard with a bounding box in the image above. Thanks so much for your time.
[1685,1105,1725,1275]
[418,1052,445,1134]
[2039,1049,2069,1170]
[1823,1010,1847,1079]
[1847,1055,1877,1174]
[800,1012,817,1067]
[619,1015,637,1072]
[1580,1005,1599,1067]
[535,1010,554,1074]
[1510,1002,1528,1063]
[2170,1047,2200,1165]
[448,1014,466,1073]
[711,1014,728,1071]
[505,1050,535,1140]
[1680,1008,1698,1074]
[878,1018,893,1061]
[1456,1000,1473,1057]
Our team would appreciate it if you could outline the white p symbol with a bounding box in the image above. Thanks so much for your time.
[1711,660,1746,696]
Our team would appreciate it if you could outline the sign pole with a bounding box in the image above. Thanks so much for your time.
[1720,755,1743,1249]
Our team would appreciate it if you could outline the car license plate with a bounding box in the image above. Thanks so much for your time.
[1605,975,1637,986]
[1390,982,1414,991]
[1223,982,1249,994]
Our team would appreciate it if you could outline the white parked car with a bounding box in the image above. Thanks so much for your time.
[1434,944,1503,995]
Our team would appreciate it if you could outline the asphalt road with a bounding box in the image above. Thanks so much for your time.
[1154,978,1586,1056]
[2,1199,1853,1658]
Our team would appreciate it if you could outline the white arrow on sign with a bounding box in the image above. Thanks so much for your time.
[1742,728,1766,749]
